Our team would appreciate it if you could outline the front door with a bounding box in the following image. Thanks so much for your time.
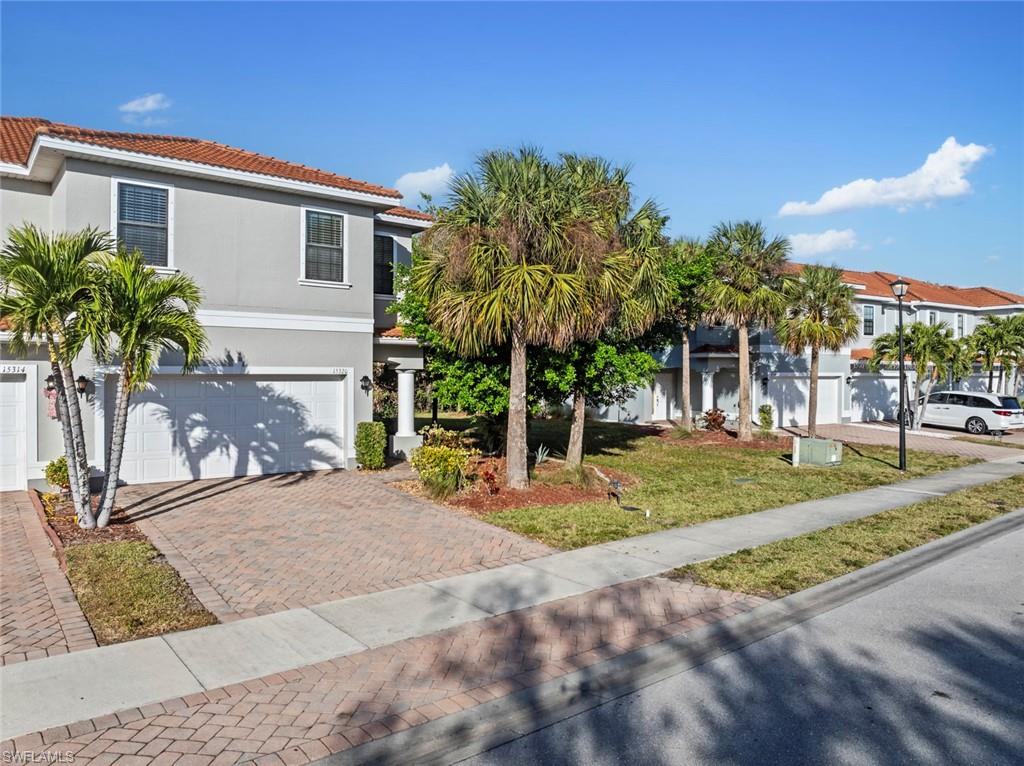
[652,372,675,421]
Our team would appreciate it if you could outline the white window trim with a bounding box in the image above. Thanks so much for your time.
[299,205,351,289]
[862,305,875,337]
[110,176,176,274]
[373,234,398,299]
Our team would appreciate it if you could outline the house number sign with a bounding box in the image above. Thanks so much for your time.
[0,364,28,374]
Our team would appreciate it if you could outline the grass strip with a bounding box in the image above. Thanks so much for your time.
[673,475,1023,598]
[65,541,217,644]
[954,436,1024,450]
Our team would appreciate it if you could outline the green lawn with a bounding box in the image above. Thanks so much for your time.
[472,419,973,549]
[65,541,216,644]
[954,435,1024,450]
[675,475,1022,597]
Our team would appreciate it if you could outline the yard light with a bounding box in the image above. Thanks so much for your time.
[360,375,372,393]
[76,375,89,396]
[45,374,55,392]
[889,278,909,471]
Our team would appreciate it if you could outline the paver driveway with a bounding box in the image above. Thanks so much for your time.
[118,470,552,620]
[784,423,1023,461]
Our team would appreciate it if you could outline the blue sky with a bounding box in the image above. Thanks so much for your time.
[3,2,1022,290]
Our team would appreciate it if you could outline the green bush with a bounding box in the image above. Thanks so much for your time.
[44,455,70,490]
[355,421,387,470]
[758,404,775,438]
[418,425,465,449]
[410,444,473,500]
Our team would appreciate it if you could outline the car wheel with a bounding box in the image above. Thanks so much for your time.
[966,417,987,435]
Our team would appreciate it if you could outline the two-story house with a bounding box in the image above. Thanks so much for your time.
[0,117,429,491]
[601,267,1024,428]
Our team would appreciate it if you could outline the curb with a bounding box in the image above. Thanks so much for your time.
[313,506,1024,766]
[27,488,68,573]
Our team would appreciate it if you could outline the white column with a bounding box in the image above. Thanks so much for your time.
[396,369,416,437]
[701,370,716,412]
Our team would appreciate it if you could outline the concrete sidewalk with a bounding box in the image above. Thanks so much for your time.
[2,457,1022,742]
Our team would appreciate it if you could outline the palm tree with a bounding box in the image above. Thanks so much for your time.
[0,225,112,527]
[972,317,1004,393]
[870,322,955,429]
[413,148,644,487]
[95,249,207,527]
[775,265,859,438]
[664,238,715,431]
[1003,314,1024,395]
[701,221,791,440]
[947,335,978,389]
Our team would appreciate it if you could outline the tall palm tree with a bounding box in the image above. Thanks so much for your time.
[701,221,791,440]
[775,265,859,438]
[664,238,715,432]
[0,225,112,527]
[972,316,1004,393]
[413,148,642,487]
[95,249,207,527]
[1002,314,1024,395]
[870,321,955,429]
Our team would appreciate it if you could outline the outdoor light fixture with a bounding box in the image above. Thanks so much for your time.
[845,376,853,385]
[45,374,55,392]
[360,375,372,393]
[760,376,768,388]
[76,375,89,396]
[889,278,909,471]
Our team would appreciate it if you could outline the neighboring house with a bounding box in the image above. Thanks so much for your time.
[600,268,1024,428]
[0,116,430,491]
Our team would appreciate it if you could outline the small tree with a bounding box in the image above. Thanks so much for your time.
[775,265,859,438]
[95,250,206,526]
[972,317,1004,393]
[870,322,955,429]
[701,222,791,441]
[1,225,112,527]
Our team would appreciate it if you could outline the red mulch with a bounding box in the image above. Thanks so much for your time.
[660,428,793,452]
[39,493,147,546]
[448,457,633,514]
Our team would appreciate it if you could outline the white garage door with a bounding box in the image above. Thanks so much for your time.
[766,376,840,428]
[0,374,27,490]
[849,374,902,423]
[114,375,346,484]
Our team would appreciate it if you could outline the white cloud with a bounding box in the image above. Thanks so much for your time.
[394,163,453,204]
[789,228,859,258]
[985,255,1000,263]
[779,137,991,216]
[119,93,172,125]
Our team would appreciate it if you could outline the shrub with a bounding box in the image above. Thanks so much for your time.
[418,425,465,449]
[355,421,387,470]
[701,408,726,432]
[44,455,70,491]
[410,444,473,500]
[758,404,775,438]
[534,444,550,465]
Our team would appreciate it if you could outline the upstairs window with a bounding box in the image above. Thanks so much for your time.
[116,181,170,267]
[928,310,937,325]
[374,235,395,295]
[957,314,964,338]
[862,305,875,337]
[303,209,345,284]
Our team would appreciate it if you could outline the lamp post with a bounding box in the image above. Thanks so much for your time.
[890,278,910,471]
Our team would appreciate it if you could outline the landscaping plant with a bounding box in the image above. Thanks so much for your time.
[702,408,727,432]
[44,455,71,493]
[410,443,474,499]
[355,421,388,469]
[757,405,775,438]
[869,321,956,431]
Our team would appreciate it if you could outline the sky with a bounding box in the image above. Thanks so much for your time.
[2,2,1022,291]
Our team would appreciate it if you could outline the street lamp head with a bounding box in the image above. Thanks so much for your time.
[889,278,910,299]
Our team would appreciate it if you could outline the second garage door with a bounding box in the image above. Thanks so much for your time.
[113,374,346,484]
[766,375,840,428]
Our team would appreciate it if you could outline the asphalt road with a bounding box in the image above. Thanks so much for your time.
[460,526,1024,766]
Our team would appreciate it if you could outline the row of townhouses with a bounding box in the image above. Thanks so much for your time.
[1,117,1021,491]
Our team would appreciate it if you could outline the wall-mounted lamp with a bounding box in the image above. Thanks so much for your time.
[45,374,56,392]
[845,376,853,385]
[760,376,769,391]
[76,375,89,396]
[360,375,373,393]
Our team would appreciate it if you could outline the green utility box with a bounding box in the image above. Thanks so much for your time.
[792,436,843,467]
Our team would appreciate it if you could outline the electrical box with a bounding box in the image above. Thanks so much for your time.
[792,437,843,467]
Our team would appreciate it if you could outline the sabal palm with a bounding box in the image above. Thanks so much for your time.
[701,221,791,440]
[776,265,859,437]
[96,249,207,526]
[870,322,955,428]
[413,148,647,486]
[0,224,112,527]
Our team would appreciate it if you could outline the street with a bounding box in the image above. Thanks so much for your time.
[461,526,1024,766]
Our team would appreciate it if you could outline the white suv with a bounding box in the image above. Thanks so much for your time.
[920,391,1024,435]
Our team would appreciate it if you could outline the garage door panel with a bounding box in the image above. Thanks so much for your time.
[114,374,345,484]
[0,375,27,491]
[767,377,840,427]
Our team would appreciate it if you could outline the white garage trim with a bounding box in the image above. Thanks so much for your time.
[93,365,357,473]
[0,363,40,488]
[196,309,373,334]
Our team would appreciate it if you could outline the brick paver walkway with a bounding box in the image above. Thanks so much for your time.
[117,471,552,620]
[785,423,1023,461]
[0,492,96,665]
[3,576,764,763]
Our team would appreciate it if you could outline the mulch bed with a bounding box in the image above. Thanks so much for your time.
[660,428,794,452]
[443,457,634,514]
[37,492,146,547]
